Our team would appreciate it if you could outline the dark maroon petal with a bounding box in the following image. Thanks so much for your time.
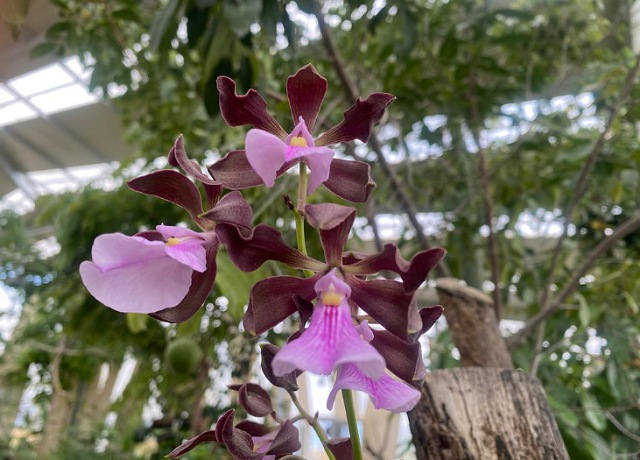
[169,135,218,185]
[238,383,273,417]
[418,305,444,336]
[215,409,235,445]
[344,245,446,292]
[127,170,204,224]
[327,438,353,460]
[323,159,375,203]
[293,295,314,327]
[218,410,262,460]
[201,191,252,230]
[166,429,219,458]
[261,344,299,392]
[208,150,264,190]
[151,239,219,323]
[348,276,419,339]
[217,76,287,138]
[244,274,320,335]
[203,183,223,211]
[266,420,301,455]
[315,93,396,146]
[286,64,327,132]
[235,421,272,438]
[305,203,356,266]
[215,223,325,272]
[370,329,426,385]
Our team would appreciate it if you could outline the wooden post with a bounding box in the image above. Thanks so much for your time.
[407,279,569,459]
[409,368,569,460]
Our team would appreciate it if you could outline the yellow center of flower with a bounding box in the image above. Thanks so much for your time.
[165,237,181,246]
[289,136,308,147]
[321,283,344,306]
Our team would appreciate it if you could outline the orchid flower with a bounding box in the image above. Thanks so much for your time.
[209,64,395,202]
[272,270,386,379]
[80,137,253,323]
[215,202,445,342]
[326,322,422,413]
[166,409,300,460]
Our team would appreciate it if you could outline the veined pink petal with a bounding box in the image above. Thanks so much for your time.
[272,300,385,379]
[300,147,334,194]
[327,363,421,413]
[245,129,287,187]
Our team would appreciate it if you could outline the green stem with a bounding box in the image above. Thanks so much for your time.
[289,391,336,460]
[297,163,309,215]
[294,163,314,277]
[342,389,363,459]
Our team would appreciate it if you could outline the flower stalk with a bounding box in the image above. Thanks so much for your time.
[342,389,363,460]
[288,391,336,460]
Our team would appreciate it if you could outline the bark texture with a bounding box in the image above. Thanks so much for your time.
[409,368,569,460]
[436,278,512,368]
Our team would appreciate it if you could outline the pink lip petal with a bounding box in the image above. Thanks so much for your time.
[156,224,203,240]
[245,129,287,187]
[300,146,334,194]
[164,239,207,272]
[89,233,166,270]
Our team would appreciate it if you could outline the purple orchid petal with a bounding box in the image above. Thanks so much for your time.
[370,328,427,385]
[315,93,396,146]
[344,244,446,292]
[285,117,316,147]
[216,409,263,460]
[208,150,265,190]
[151,239,219,323]
[286,64,328,132]
[245,129,287,187]
[168,135,218,185]
[126,170,205,224]
[305,203,356,266]
[327,438,353,460]
[272,298,385,379]
[418,305,444,336]
[164,239,207,272]
[260,344,299,391]
[217,76,287,139]
[166,429,219,458]
[199,191,252,230]
[314,268,351,296]
[156,224,204,239]
[347,276,420,339]
[324,158,376,203]
[80,233,193,314]
[299,147,335,194]
[215,223,325,273]
[244,274,320,335]
[237,383,273,417]
[327,363,421,413]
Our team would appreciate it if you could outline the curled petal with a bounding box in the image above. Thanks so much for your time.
[244,274,320,335]
[237,383,273,417]
[166,429,218,458]
[324,158,375,203]
[126,170,204,225]
[217,410,262,460]
[418,305,444,336]
[344,244,446,292]
[199,191,253,230]
[217,76,287,139]
[265,420,301,456]
[348,276,420,339]
[261,344,299,391]
[151,239,219,323]
[164,240,207,272]
[315,93,396,146]
[305,203,356,266]
[168,135,218,185]
[215,223,325,273]
[245,129,287,187]
[80,234,193,314]
[327,364,421,413]
[209,150,264,190]
[286,64,327,132]
[327,438,353,460]
[272,300,385,379]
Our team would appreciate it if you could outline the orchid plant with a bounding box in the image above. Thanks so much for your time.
[80,64,445,459]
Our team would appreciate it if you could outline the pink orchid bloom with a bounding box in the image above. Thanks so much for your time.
[80,225,215,314]
[210,64,395,202]
[326,322,422,413]
[272,270,386,380]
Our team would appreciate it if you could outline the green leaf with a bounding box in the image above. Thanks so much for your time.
[150,0,180,52]
[223,0,262,38]
[581,392,607,432]
[30,42,59,58]
[576,292,590,327]
[606,359,620,398]
[112,8,139,22]
[623,291,638,314]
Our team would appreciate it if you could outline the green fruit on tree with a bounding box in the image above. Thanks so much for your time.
[165,338,203,374]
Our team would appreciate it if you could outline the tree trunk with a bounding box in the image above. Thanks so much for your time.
[409,368,568,460]
[408,279,569,459]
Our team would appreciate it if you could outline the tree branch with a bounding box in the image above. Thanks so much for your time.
[508,209,640,349]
